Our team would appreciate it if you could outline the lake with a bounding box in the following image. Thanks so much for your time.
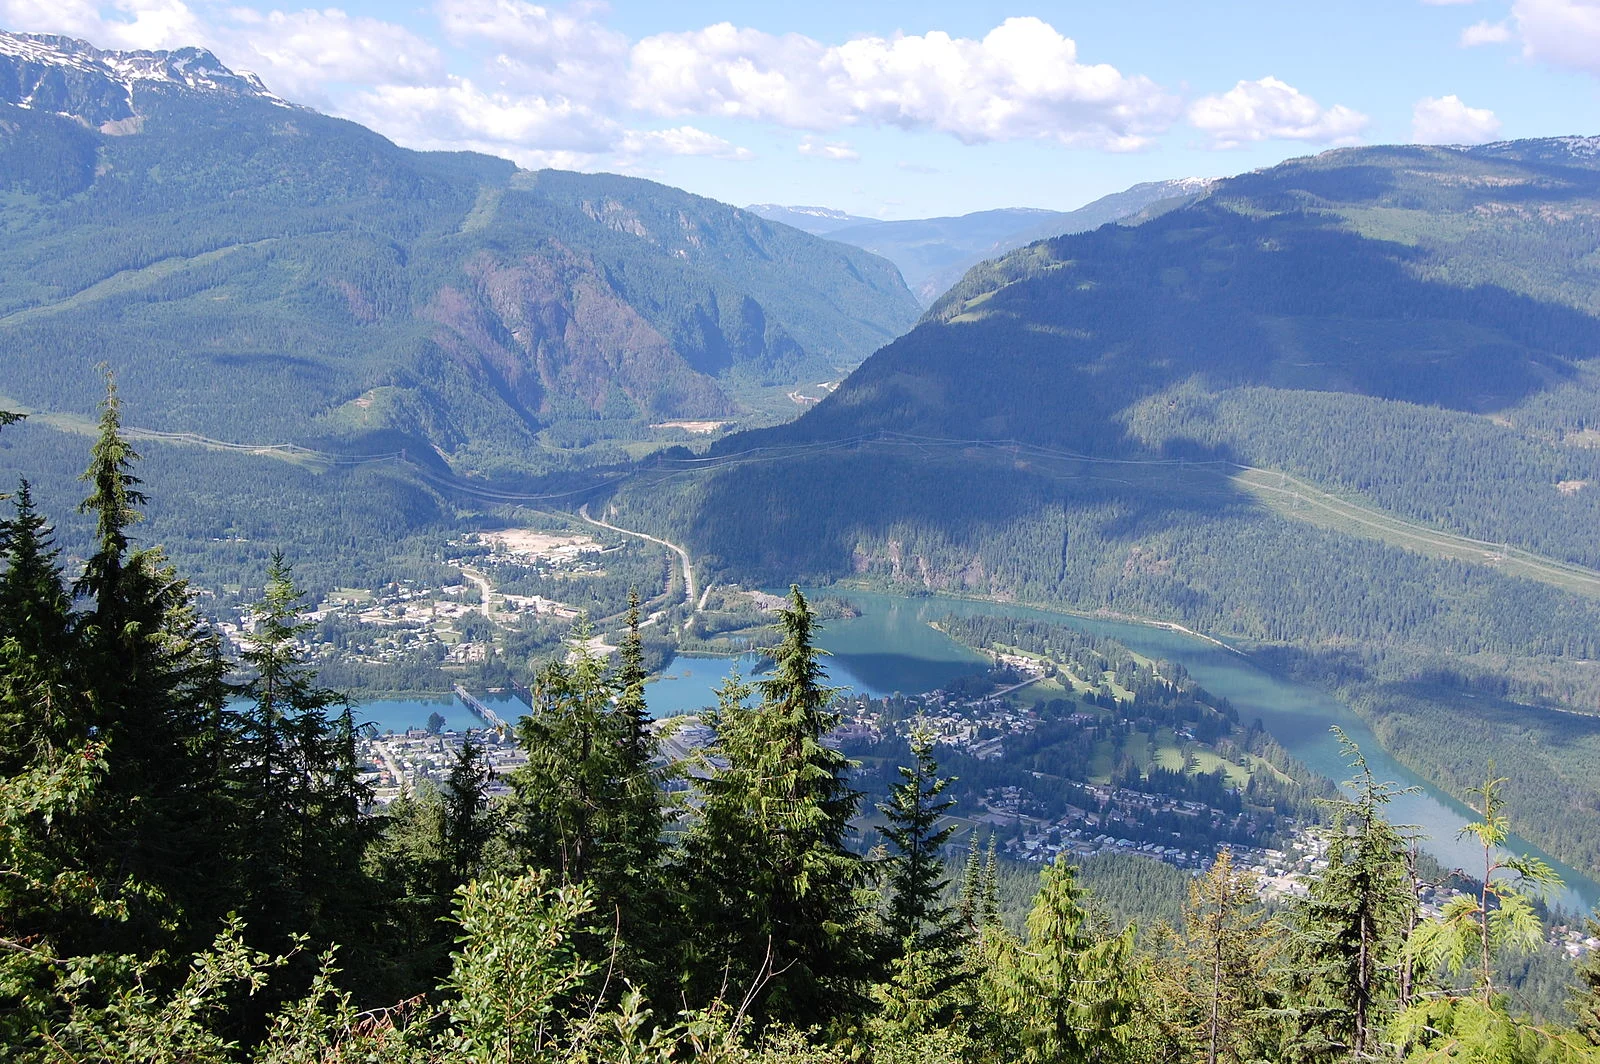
[647,588,1600,913]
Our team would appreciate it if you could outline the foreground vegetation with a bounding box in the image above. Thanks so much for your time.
[4,395,1600,1062]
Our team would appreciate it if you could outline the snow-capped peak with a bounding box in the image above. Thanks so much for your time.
[0,29,288,128]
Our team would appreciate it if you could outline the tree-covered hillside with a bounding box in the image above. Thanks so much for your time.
[4,403,1599,1062]
[608,137,1600,881]
[0,31,920,475]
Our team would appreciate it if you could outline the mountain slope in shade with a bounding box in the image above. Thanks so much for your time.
[633,136,1600,628]
[612,138,1600,880]
[0,30,920,470]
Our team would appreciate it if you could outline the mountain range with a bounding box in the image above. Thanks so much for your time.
[9,26,1600,882]
[621,137,1600,880]
[750,178,1211,304]
[0,30,920,474]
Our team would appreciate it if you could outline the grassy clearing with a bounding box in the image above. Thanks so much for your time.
[0,241,272,328]
[1231,465,1600,598]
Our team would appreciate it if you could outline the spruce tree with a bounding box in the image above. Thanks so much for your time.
[992,853,1137,1063]
[1283,728,1418,1061]
[879,725,965,1028]
[69,377,234,957]
[680,586,874,1026]
[615,588,651,769]
[509,628,624,884]
[233,551,370,955]
[443,735,494,886]
[507,623,667,989]
[881,725,959,949]
[0,481,76,766]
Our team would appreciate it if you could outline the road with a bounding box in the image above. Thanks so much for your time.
[24,396,1600,604]
[1230,466,1600,598]
[459,567,497,618]
[578,504,698,611]
[990,675,1045,698]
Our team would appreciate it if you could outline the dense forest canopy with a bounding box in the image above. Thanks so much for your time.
[3,400,1599,1061]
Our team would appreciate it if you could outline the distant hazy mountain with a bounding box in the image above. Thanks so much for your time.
[0,30,920,471]
[751,179,1212,304]
[745,204,876,235]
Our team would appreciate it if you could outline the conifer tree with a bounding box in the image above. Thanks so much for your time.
[1575,914,1600,1047]
[509,627,625,884]
[68,377,233,957]
[1284,728,1418,1061]
[881,725,959,949]
[958,835,986,932]
[992,853,1137,1063]
[507,622,667,989]
[879,725,966,1027]
[0,481,76,766]
[680,586,874,1026]
[615,588,650,768]
[1155,848,1276,1064]
[233,551,370,955]
[442,735,494,886]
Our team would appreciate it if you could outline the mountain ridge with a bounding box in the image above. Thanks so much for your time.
[753,178,1215,305]
[0,27,921,472]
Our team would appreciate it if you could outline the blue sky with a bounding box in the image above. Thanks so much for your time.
[4,0,1598,217]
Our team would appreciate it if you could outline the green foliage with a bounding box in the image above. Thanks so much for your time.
[1283,729,1421,1061]
[505,621,670,992]
[682,587,876,1027]
[441,871,598,1063]
[1409,768,1564,1002]
[7,373,1600,1063]
[1575,916,1600,1047]
[984,853,1139,1063]
[231,552,371,959]
[1148,848,1278,1064]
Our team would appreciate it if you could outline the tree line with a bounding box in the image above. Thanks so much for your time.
[3,391,1600,1061]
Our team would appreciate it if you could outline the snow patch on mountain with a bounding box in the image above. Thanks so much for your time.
[0,29,287,128]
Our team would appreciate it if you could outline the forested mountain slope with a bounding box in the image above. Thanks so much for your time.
[0,31,920,474]
[613,138,1600,879]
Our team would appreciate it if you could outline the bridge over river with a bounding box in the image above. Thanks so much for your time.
[453,684,509,730]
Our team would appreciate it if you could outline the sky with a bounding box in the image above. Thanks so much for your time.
[3,0,1599,219]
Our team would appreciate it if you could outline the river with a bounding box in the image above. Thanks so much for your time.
[643,588,1600,914]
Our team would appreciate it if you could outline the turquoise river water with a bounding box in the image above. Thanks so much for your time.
[355,588,1598,913]
[647,589,1600,914]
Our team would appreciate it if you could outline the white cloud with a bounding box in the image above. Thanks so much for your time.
[222,10,444,103]
[1461,18,1514,44]
[1512,0,1600,76]
[628,17,1177,150]
[798,136,859,161]
[343,77,620,169]
[1412,94,1503,143]
[1188,76,1369,149]
[435,0,627,99]
[0,0,202,49]
[618,126,754,160]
